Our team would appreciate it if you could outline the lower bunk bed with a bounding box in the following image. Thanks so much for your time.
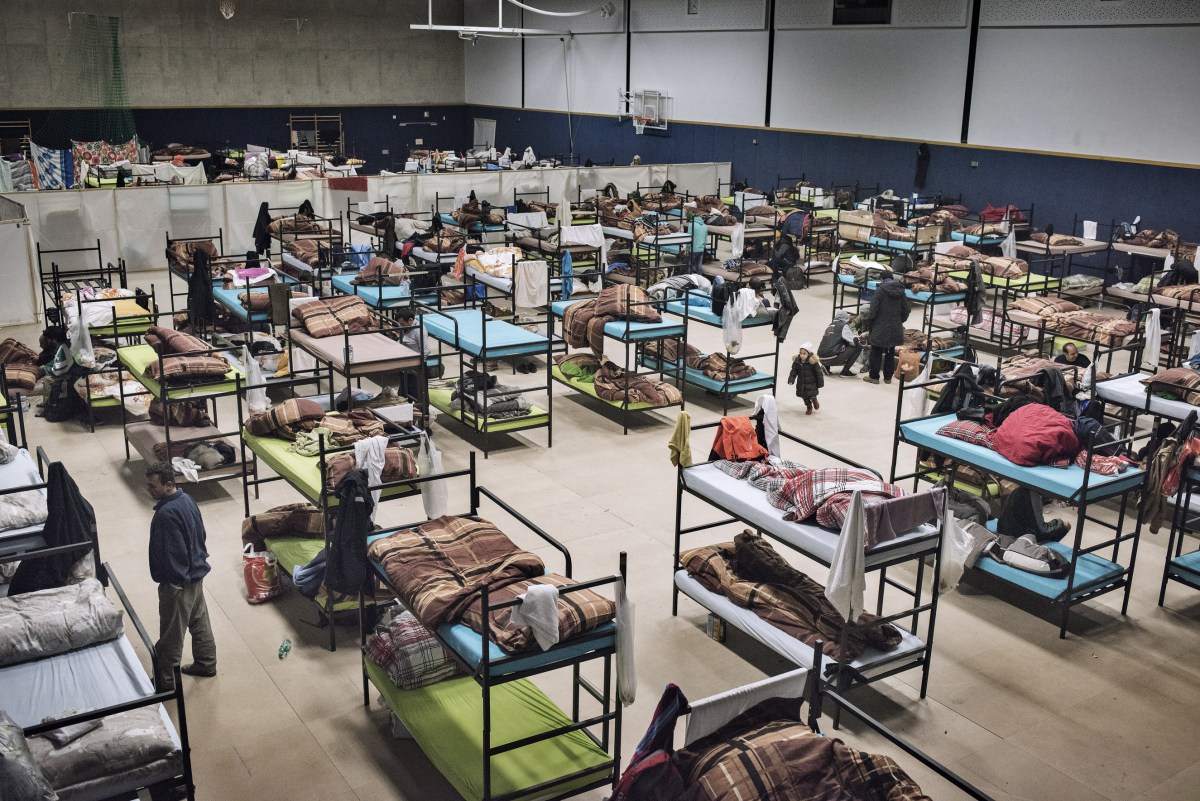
[359,484,627,801]
[624,666,994,801]
[675,424,946,699]
[0,415,50,562]
[893,392,1149,638]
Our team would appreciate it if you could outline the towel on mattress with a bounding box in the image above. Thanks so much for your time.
[0,579,123,667]
[367,515,615,653]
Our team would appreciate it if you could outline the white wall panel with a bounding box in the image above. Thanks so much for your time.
[981,0,1200,26]
[463,36,522,108]
[770,28,969,141]
[630,32,769,126]
[523,35,625,116]
[631,0,767,31]
[778,0,968,29]
[969,26,1200,164]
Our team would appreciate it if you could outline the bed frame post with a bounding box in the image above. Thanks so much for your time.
[672,465,684,616]
[173,664,196,800]
[469,451,479,515]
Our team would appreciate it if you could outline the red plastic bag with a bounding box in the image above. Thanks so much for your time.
[243,544,284,604]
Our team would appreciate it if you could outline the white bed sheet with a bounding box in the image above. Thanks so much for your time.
[674,571,927,677]
[411,246,459,264]
[1097,372,1198,419]
[682,462,938,568]
[600,225,691,246]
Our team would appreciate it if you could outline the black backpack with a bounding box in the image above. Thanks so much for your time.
[43,367,86,423]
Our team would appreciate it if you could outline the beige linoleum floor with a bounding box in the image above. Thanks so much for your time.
[10,265,1200,801]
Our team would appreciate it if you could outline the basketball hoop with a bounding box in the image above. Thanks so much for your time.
[633,117,650,135]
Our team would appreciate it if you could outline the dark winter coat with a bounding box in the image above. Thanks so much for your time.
[863,280,910,348]
[325,470,373,595]
[788,357,824,400]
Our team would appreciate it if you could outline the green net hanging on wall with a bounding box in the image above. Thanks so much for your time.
[33,14,137,149]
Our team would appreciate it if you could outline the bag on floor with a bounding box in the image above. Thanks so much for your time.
[243,543,284,604]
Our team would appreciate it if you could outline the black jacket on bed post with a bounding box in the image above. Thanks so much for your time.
[8,462,96,596]
[188,248,217,332]
[326,470,373,596]
[252,201,272,255]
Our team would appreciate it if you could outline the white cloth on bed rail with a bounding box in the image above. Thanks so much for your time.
[752,395,780,458]
[903,358,933,420]
[354,435,387,517]
[1143,307,1162,371]
[417,433,447,519]
[514,260,548,309]
[826,491,866,621]
[507,211,549,231]
[510,584,561,651]
[1083,220,1098,241]
[560,223,607,265]
[684,668,808,746]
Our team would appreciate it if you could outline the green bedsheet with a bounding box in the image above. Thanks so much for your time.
[264,536,364,613]
[428,387,549,434]
[243,429,417,506]
[118,344,242,400]
[551,366,658,410]
[365,660,611,801]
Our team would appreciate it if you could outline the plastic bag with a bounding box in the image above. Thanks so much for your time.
[721,300,742,355]
[242,345,269,414]
[418,432,447,519]
[616,578,636,706]
[69,314,94,370]
[243,543,284,604]
[938,509,972,593]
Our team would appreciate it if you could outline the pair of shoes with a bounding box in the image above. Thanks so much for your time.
[840,369,856,377]
[180,664,217,678]
[862,376,880,384]
[822,365,833,376]
[805,404,812,415]
[518,362,537,374]
[812,398,820,410]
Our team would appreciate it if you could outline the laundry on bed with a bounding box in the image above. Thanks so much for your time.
[449,371,532,420]
[681,533,901,661]
[366,515,616,653]
[593,361,682,407]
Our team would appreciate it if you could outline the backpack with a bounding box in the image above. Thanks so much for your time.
[709,417,769,462]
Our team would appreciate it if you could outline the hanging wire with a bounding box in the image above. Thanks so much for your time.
[506,0,614,17]
[562,37,576,159]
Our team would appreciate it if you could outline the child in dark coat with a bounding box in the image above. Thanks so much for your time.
[788,342,824,414]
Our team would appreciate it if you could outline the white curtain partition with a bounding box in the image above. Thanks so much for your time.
[0,197,37,326]
[0,162,729,322]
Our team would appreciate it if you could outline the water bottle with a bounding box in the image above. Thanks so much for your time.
[278,638,292,659]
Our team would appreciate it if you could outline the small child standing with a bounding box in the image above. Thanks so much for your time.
[788,342,824,415]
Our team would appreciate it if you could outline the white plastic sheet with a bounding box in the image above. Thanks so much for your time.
[241,346,269,414]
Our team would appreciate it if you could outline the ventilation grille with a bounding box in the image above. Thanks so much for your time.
[981,0,1200,26]
[778,0,968,28]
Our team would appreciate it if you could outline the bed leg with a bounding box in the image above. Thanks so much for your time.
[1058,604,1070,640]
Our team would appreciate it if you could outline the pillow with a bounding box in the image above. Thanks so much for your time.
[936,419,996,449]
[1140,368,1200,404]
[364,611,461,690]
[244,398,326,439]
[945,244,979,258]
[0,710,58,801]
[1012,296,1082,317]
[144,326,208,356]
[26,707,178,791]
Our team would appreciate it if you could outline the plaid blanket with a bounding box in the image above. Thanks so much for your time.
[594,361,682,406]
[241,503,324,550]
[699,352,756,381]
[320,409,386,445]
[1141,367,1200,405]
[1012,296,1081,317]
[366,515,615,653]
[643,338,702,367]
[0,338,38,365]
[268,214,328,236]
[4,364,40,391]
[1156,284,1200,304]
[353,257,408,286]
[421,232,466,253]
[145,326,209,356]
[676,699,930,801]
[594,284,661,322]
[143,354,230,383]
[715,460,904,530]
[324,445,417,492]
[292,296,374,338]
[1001,355,1079,395]
[681,536,901,661]
[284,240,322,267]
[166,240,217,273]
[981,255,1029,278]
[561,299,602,353]
[245,398,326,439]
[1046,310,1138,346]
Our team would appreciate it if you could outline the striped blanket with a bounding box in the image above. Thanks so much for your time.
[714,460,903,530]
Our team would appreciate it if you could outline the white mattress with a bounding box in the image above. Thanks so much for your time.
[681,463,939,568]
[600,225,691,246]
[467,265,561,296]
[1096,372,1198,420]
[674,571,927,678]
[0,448,47,541]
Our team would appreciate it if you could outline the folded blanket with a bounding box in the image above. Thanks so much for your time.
[292,296,374,338]
[353,257,408,286]
[0,578,123,667]
[715,460,904,530]
[324,444,416,492]
[366,515,615,653]
[245,398,326,440]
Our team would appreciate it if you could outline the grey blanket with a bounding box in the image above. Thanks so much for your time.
[0,579,123,667]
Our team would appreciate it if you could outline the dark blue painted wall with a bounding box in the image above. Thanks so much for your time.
[470,105,1200,243]
[1,105,474,175]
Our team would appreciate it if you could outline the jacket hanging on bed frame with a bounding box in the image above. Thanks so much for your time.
[8,462,96,595]
[326,470,373,596]
[188,248,216,331]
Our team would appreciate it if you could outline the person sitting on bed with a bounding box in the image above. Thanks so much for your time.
[1054,342,1091,370]
[395,308,438,398]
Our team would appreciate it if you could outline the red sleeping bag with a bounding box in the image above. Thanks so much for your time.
[991,404,1080,467]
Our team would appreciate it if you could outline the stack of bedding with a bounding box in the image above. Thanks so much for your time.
[448,371,532,420]
[554,353,683,407]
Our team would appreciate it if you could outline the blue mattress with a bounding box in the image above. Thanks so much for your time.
[551,300,685,341]
[834,273,964,305]
[639,354,775,395]
[900,414,1146,502]
[664,299,773,328]
[439,621,617,677]
[951,230,1006,246]
[439,213,506,233]
[212,286,268,322]
[422,309,548,358]
[1168,550,1200,589]
[330,273,436,307]
[974,541,1126,601]
[868,236,921,251]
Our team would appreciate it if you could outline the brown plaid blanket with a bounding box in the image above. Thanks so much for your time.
[1012,296,1082,318]
[981,255,1029,278]
[324,445,417,493]
[0,338,38,365]
[1141,367,1200,404]
[149,399,212,428]
[239,290,305,311]
[962,222,1008,237]
[292,296,374,338]
[594,284,661,322]
[681,534,901,662]
[143,354,230,383]
[366,515,615,653]
[245,398,326,440]
[165,240,217,273]
[1030,232,1084,246]
[699,353,756,382]
[1046,310,1137,346]
[1001,355,1079,395]
[4,364,39,391]
[320,409,386,445]
[145,326,209,356]
[1155,284,1200,305]
[353,257,408,286]
[241,503,324,551]
[284,240,322,267]
[561,299,605,354]
[268,214,328,236]
[676,698,930,801]
[644,338,702,367]
[594,361,682,406]
[638,193,683,212]
[421,232,466,253]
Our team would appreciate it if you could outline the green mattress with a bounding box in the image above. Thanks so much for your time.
[365,660,612,801]
[428,387,549,433]
[243,429,417,505]
[264,536,364,613]
[118,344,242,400]
[551,366,658,410]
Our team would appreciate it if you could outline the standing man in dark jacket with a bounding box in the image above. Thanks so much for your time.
[861,279,910,384]
[146,462,216,691]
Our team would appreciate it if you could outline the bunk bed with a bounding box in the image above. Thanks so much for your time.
[359,475,625,801]
[893,381,1149,638]
[436,192,509,236]
[38,242,154,344]
[675,423,945,698]
[549,287,688,435]
[0,397,50,564]
[1002,294,1142,374]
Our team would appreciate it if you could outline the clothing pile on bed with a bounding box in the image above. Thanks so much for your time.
[448,370,533,420]
[1010,295,1139,346]
[870,211,917,242]
[646,274,713,302]
[1120,227,1180,250]
[245,398,417,491]
[165,239,218,275]
[562,284,662,356]
[683,195,737,226]
[366,514,616,653]
[463,246,524,278]
[72,345,150,414]
[450,193,506,228]
[642,339,757,383]
[553,353,683,407]
[419,230,467,254]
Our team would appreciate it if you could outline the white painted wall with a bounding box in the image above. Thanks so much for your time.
[968,25,1200,163]
[523,34,626,116]
[463,35,522,108]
